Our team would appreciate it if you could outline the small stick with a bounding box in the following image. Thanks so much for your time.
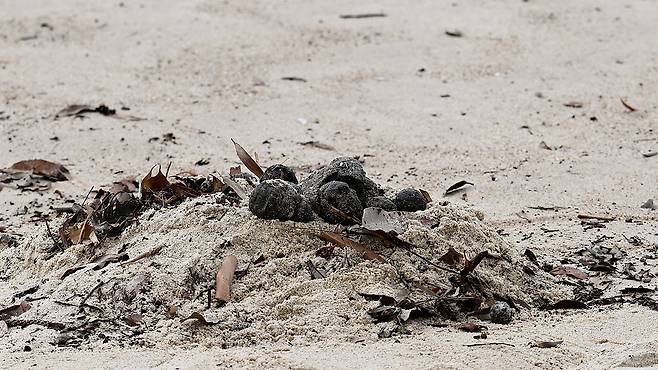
[577,214,615,222]
[215,255,238,303]
[81,186,95,207]
[465,342,515,347]
[79,281,104,307]
[461,251,493,277]
[121,245,164,266]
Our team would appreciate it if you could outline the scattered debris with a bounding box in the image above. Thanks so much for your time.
[56,104,116,118]
[445,29,463,37]
[281,77,307,82]
[550,266,588,280]
[532,340,563,348]
[563,101,583,108]
[339,13,387,19]
[232,139,264,178]
[641,199,657,210]
[3,159,70,181]
[620,97,637,112]
[299,141,335,151]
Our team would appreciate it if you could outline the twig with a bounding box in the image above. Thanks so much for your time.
[465,342,515,347]
[81,186,95,207]
[461,251,493,277]
[79,281,104,307]
[577,214,615,222]
[121,245,165,266]
[339,13,387,19]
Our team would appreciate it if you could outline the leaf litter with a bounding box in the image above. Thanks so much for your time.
[0,143,585,351]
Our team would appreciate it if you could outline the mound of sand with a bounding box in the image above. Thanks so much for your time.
[0,197,566,352]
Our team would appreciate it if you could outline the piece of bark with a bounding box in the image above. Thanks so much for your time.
[215,255,238,303]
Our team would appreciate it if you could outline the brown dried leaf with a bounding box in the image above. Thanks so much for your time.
[458,322,486,332]
[419,189,433,203]
[550,266,588,280]
[318,231,386,263]
[141,165,170,196]
[532,340,563,348]
[231,139,263,178]
[215,255,238,303]
[439,247,464,266]
[8,159,69,181]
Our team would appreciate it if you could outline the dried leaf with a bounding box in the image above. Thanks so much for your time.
[458,323,487,332]
[318,231,386,263]
[231,139,263,178]
[7,159,69,181]
[419,189,433,203]
[445,29,463,37]
[620,97,637,112]
[532,340,563,348]
[439,247,463,266]
[215,255,238,303]
[445,180,474,195]
[56,104,116,117]
[550,266,588,280]
[229,166,242,177]
[361,207,407,234]
[221,175,248,200]
[642,152,658,158]
[141,165,170,197]
[180,311,217,325]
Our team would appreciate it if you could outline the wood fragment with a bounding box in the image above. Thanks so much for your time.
[445,180,474,195]
[215,255,238,303]
[231,139,263,178]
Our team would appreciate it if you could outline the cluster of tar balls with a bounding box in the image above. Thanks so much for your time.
[248,157,429,224]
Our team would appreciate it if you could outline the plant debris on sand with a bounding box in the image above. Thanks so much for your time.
[0,141,568,351]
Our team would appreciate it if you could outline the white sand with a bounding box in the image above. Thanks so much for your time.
[2,0,658,368]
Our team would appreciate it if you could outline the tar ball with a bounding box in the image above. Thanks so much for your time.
[489,301,513,324]
[261,164,298,184]
[249,179,313,222]
[393,188,427,212]
[316,181,363,224]
[365,196,397,211]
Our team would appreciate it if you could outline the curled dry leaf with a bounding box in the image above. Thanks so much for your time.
[318,231,386,263]
[445,180,474,195]
[141,165,170,197]
[231,139,264,178]
[7,159,69,181]
[180,311,218,325]
[215,255,238,303]
[563,101,583,108]
[419,189,433,203]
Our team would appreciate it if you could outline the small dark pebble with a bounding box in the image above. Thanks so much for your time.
[394,188,427,212]
[489,301,513,324]
[249,179,313,222]
[261,164,298,184]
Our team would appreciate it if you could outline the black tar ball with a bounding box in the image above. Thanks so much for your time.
[249,179,313,222]
[261,164,298,184]
[394,188,427,212]
[316,181,363,224]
